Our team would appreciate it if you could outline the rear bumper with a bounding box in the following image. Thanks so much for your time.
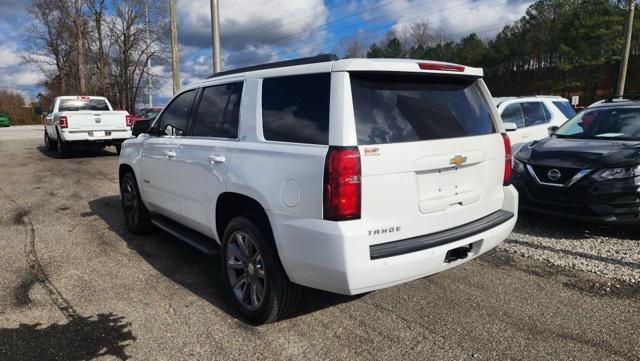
[60,129,132,142]
[272,186,518,295]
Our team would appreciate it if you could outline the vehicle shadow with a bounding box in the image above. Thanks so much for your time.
[85,196,357,324]
[0,313,136,361]
[37,145,118,159]
[514,211,640,241]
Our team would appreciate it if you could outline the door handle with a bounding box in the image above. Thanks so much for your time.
[208,155,226,164]
[164,150,177,159]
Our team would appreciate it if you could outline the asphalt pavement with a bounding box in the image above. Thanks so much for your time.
[1,125,639,360]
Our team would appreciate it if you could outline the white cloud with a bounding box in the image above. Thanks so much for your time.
[177,0,329,63]
[2,69,45,86]
[0,45,21,68]
[387,0,532,40]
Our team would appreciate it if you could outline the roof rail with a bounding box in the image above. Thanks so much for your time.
[207,54,339,79]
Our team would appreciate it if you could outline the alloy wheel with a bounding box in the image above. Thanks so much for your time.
[122,179,139,228]
[225,231,266,311]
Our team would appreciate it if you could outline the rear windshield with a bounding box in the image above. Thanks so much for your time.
[552,101,576,118]
[350,73,495,145]
[59,99,110,112]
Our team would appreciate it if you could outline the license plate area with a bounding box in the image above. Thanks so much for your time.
[89,130,110,137]
[444,241,480,263]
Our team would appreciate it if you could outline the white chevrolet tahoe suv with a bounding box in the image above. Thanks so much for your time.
[118,55,518,324]
[43,96,133,157]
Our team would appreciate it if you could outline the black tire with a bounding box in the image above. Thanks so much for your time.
[56,131,68,158]
[114,144,122,155]
[120,172,152,234]
[221,216,301,325]
[44,130,56,151]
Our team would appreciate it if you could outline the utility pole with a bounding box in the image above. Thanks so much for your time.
[145,1,153,107]
[617,0,635,97]
[169,0,180,94]
[210,0,222,73]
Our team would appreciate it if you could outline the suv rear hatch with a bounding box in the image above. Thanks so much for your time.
[349,72,506,243]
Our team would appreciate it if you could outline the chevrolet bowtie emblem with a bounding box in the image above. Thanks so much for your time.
[449,155,467,166]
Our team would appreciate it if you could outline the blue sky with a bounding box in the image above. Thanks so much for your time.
[0,0,533,106]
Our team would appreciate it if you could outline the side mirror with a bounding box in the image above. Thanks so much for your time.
[504,122,518,132]
[548,125,559,136]
[34,106,43,115]
[132,119,152,137]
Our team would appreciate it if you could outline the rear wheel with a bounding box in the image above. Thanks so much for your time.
[44,130,56,151]
[120,172,152,234]
[221,216,301,324]
[56,131,68,158]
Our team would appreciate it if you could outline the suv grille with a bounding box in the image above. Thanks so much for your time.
[530,165,580,185]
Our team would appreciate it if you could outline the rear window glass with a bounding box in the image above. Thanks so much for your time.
[553,101,576,118]
[350,73,494,145]
[262,73,330,145]
[59,99,110,112]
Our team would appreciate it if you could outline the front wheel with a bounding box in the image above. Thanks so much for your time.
[120,172,152,234]
[221,216,301,324]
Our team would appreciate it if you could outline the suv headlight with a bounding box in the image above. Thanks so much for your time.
[592,165,640,181]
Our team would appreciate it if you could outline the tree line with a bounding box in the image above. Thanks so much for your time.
[23,0,168,113]
[348,0,639,105]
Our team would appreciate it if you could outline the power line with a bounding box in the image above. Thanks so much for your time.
[230,0,513,68]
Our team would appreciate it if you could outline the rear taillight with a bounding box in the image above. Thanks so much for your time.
[59,116,68,128]
[323,146,361,221]
[502,133,512,186]
[126,114,134,127]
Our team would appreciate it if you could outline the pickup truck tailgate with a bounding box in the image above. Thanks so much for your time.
[64,111,128,130]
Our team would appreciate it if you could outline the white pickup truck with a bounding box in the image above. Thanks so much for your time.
[43,96,133,157]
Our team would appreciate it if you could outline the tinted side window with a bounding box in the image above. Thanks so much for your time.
[502,104,525,128]
[262,73,330,145]
[521,102,548,126]
[553,101,576,118]
[192,82,243,138]
[158,90,196,136]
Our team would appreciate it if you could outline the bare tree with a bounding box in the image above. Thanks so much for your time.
[87,0,107,96]
[405,20,430,49]
[23,0,72,94]
[345,40,365,58]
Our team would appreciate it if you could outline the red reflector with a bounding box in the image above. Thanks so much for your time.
[418,62,465,72]
[502,133,512,186]
[323,146,361,221]
[59,115,68,129]
[126,114,134,127]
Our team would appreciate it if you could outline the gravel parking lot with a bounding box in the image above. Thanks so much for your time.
[1,125,639,360]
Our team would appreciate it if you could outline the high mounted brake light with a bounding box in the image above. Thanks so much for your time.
[418,62,465,72]
[59,115,68,128]
[77,96,89,100]
[323,146,361,221]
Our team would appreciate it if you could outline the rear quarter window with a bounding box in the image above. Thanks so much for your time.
[261,73,330,145]
[553,101,576,118]
[350,73,495,145]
